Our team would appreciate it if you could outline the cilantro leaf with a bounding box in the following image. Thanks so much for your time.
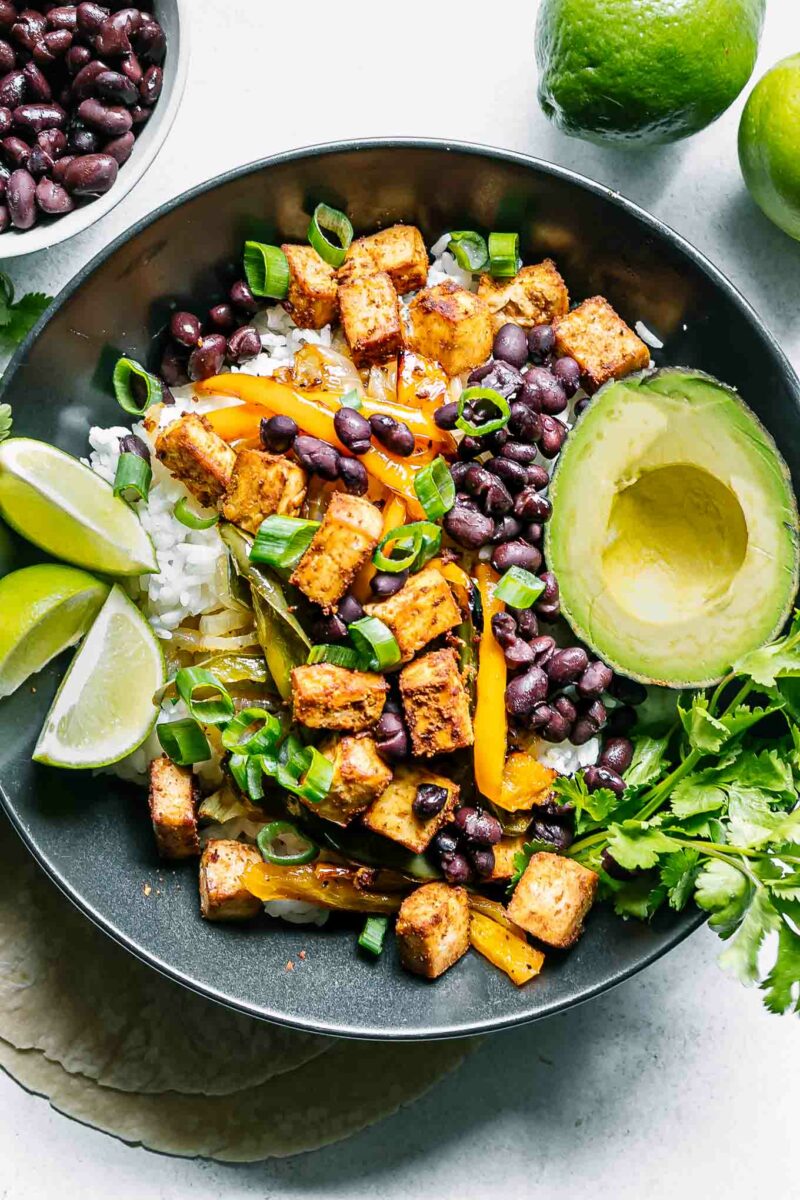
[761,923,800,1015]
[694,859,751,937]
[671,770,727,818]
[727,786,793,848]
[0,402,10,443]
[717,888,780,986]
[507,838,554,892]
[625,733,671,788]
[605,820,681,871]
[0,290,51,351]
[602,871,667,920]
[660,849,701,910]
[733,620,800,688]
[552,772,620,833]
[680,695,730,753]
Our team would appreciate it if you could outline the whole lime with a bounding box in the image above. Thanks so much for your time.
[739,54,800,241]
[536,0,765,145]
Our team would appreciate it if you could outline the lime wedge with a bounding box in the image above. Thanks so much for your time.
[33,584,165,768]
[0,438,158,576]
[0,564,110,699]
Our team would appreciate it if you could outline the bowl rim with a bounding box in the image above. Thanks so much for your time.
[3,136,798,1039]
[0,0,191,262]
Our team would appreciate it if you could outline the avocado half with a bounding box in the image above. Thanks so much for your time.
[545,368,800,687]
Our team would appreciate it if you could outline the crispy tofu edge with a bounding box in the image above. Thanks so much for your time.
[362,765,459,853]
[399,647,474,757]
[147,755,199,860]
[507,852,598,948]
[199,839,262,921]
[290,663,388,732]
[396,882,470,979]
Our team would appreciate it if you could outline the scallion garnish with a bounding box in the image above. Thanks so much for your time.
[157,717,211,766]
[456,386,511,436]
[307,644,364,669]
[340,388,363,410]
[413,456,455,521]
[447,231,489,273]
[174,496,219,530]
[308,203,353,268]
[488,231,520,278]
[278,732,308,776]
[113,356,162,417]
[175,666,235,727]
[348,616,402,671]
[277,745,335,804]
[113,451,151,504]
[494,566,546,609]
[221,706,282,754]
[257,820,319,866]
[358,914,389,956]
[243,241,290,299]
[250,515,319,571]
[373,521,442,574]
[229,752,265,800]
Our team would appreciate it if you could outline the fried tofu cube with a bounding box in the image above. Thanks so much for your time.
[155,413,236,508]
[396,882,470,979]
[488,836,528,883]
[362,763,458,852]
[281,243,339,329]
[220,448,307,535]
[147,755,199,859]
[399,648,474,757]
[477,260,569,330]
[407,280,493,377]
[290,491,383,607]
[364,565,462,662]
[507,852,598,948]
[303,734,392,825]
[553,296,650,393]
[338,270,404,366]
[291,663,387,732]
[199,839,262,921]
[339,225,428,294]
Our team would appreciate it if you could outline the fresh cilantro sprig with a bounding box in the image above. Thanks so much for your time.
[0,270,52,353]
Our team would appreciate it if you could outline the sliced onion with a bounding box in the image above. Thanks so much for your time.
[171,628,261,653]
[199,608,256,637]
[292,343,365,397]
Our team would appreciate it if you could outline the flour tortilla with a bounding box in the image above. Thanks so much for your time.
[0,823,330,1094]
[0,1034,470,1160]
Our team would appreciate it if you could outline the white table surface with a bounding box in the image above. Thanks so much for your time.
[3,1,800,1195]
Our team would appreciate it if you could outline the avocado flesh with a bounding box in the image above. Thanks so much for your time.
[545,369,800,687]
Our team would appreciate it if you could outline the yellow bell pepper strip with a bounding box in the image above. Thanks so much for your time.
[242,859,402,914]
[203,403,266,442]
[473,563,507,805]
[397,350,450,416]
[352,493,407,602]
[496,752,558,813]
[468,893,526,937]
[469,910,545,986]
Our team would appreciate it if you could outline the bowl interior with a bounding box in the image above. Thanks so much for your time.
[2,141,797,1038]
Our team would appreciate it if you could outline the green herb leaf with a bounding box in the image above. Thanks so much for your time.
[760,922,800,1014]
[553,773,621,831]
[507,839,557,892]
[733,618,800,688]
[625,733,671,788]
[717,887,780,987]
[601,870,666,920]
[660,849,701,910]
[694,859,751,937]
[0,289,52,351]
[680,695,731,753]
[605,820,681,871]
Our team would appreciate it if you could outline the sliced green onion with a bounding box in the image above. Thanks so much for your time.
[358,914,389,956]
[307,644,365,669]
[494,566,546,609]
[174,496,218,530]
[488,231,520,278]
[229,752,265,800]
[113,356,161,417]
[157,717,211,766]
[278,731,308,774]
[308,203,353,268]
[243,241,290,299]
[413,456,455,521]
[340,388,363,410]
[373,521,442,574]
[257,820,319,866]
[447,231,489,273]
[250,515,319,571]
[456,386,511,437]
[277,745,334,804]
[221,706,282,754]
[349,616,402,671]
[175,666,235,727]
[113,452,151,503]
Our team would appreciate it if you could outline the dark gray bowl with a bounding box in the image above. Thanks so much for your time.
[1,140,796,1040]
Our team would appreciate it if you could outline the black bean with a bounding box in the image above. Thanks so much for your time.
[441,852,472,885]
[505,665,548,715]
[134,15,165,64]
[138,62,160,104]
[65,43,90,72]
[504,637,535,670]
[511,605,538,640]
[467,844,495,877]
[26,143,50,175]
[370,569,408,599]
[443,500,494,549]
[491,514,522,543]
[334,405,371,454]
[554,695,577,723]
[77,95,131,135]
[449,460,470,490]
[36,125,65,156]
[467,360,493,384]
[0,69,26,107]
[47,8,79,32]
[585,764,625,796]
[70,59,106,101]
[487,427,509,452]
[475,358,523,400]
[493,321,528,368]
[546,647,589,686]
[508,400,542,443]
[552,355,581,397]
[0,3,15,34]
[94,8,140,57]
[119,48,141,84]
[433,400,459,430]
[526,464,550,491]
[260,413,297,453]
[482,476,513,516]
[208,302,235,331]
[159,342,188,387]
[311,612,347,644]
[413,784,449,818]
[500,440,539,465]
[514,487,552,523]
[229,278,258,314]
[0,103,10,134]
[585,698,607,728]
[530,819,573,852]
[457,434,483,461]
[0,162,7,195]
[11,10,45,51]
[76,3,109,37]
[336,593,363,626]
[369,412,414,457]
[607,705,636,736]
[491,539,541,574]
[485,455,526,493]
[169,310,200,347]
[338,455,368,496]
[2,133,28,165]
[609,674,648,706]
[572,712,605,746]
[21,61,51,101]
[601,849,636,881]
[491,611,517,648]
[535,571,559,606]
[523,365,567,415]
[293,434,340,481]
[538,414,568,458]
[529,634,556,665]
[103,128,132,162]
[187,333,227,383]
[524,522,543,545]
[600,736,634,775]
[67,124,97,153]
[94,66,137,104]
[541,711,572,742]
[6,164,34,226]
[226,324,261,364]
[374,723,409,763]
[525,702,553,730]
[527,323,555,363]
[454,806,502,846]
[432,826,460,859]
[40,28,72,60]
[574,398,590,418]
[462,464,491,498]
[0,38,14,72]
[577,660,614,699]
[118,431,150,463]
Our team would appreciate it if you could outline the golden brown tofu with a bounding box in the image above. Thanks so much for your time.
[488,836,528,883]
[281,243,339,329]
[396,882,470,979]
[291,663,387,732]
[199,839,262,921]
[339,224,429,294]
[399,648,474,757]
[507,852,598,948]
[477,260,569,330]
[147,755,199,859]
[155,413,236,508]
[407,280,493,377]
[362,763,458,852]
[364,565,462,662]
[290,491,383,607]
[220,448,307,535]
[303,734,392,825]
[338,270,404,366]
[553,296,650,393]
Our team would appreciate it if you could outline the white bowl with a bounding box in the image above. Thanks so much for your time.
[0,0,189,260]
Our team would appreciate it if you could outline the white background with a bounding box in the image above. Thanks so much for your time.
[3,1,800,1196]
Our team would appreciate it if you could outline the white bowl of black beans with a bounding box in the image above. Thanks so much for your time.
[0,0,188,258]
